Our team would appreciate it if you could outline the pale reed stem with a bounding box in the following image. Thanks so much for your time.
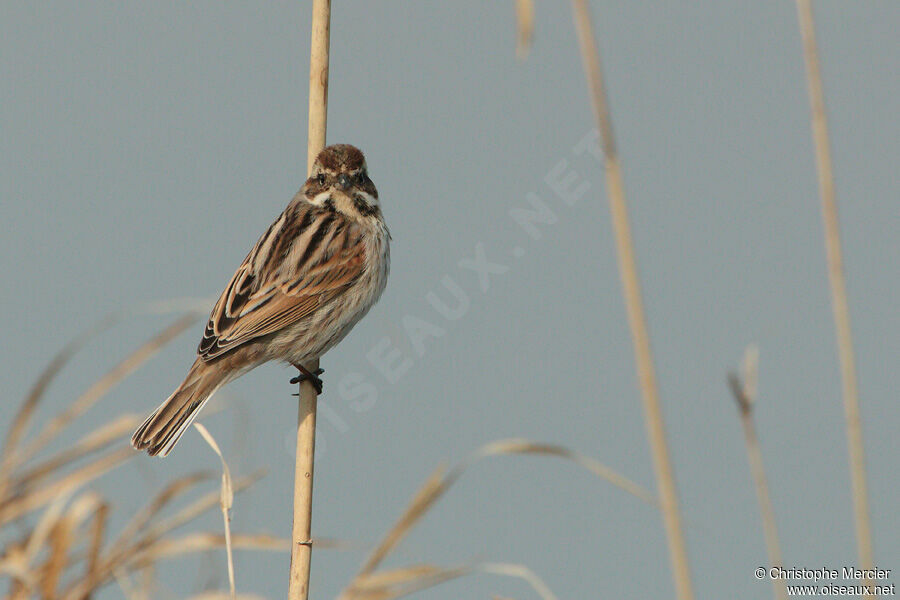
[570,1,694,598]
[794,2,873,595]
[729,349,787,600]
[289,0,330,598]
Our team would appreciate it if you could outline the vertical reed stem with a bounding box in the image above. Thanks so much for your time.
[570,2,694,598]
[728,348,787,600]
[794,3,873,593]
[289,1,330,598]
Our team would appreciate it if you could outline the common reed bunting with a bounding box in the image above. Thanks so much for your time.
[132,144,390,457]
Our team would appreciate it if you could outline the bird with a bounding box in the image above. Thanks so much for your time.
[132,144,390,457]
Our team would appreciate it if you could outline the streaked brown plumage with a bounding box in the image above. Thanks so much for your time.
[132,144,390,457]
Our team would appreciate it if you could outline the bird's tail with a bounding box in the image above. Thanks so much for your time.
[131,359,224,457]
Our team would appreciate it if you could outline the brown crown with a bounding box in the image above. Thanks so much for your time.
[315,144,366,172]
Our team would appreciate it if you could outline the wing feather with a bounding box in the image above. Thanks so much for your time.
[197,202,364,361]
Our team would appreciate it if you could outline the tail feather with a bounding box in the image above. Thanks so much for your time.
[132,360,222,457]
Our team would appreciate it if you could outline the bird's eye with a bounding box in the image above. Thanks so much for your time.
[316,173,326,184]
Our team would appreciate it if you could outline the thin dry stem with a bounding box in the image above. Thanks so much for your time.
[465,438,656,506]
[0,447,132,525]
[570,1,694,598]
[289,1,330,599]
[480,563,559,600]
[728,348,787,600]
[15,314,196,470]
[343,564,469,600]
[794,2,873,591]
[10,414,141,491]
[514,0,534,59]
[0,315,118,478]
[195,423,236,599]
[85,501,109,593]
[344,438,649,598]
[1,307,276,599]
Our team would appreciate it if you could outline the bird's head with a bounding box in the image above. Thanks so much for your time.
[301,144,380,220]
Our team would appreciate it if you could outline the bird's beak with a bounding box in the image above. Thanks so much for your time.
[337,174,351,190]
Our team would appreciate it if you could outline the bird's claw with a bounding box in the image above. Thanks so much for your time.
[290,367,325,394]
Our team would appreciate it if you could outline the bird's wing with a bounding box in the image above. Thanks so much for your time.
[197,203,364,361]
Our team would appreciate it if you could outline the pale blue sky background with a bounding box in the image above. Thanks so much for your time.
[1,1,898,598]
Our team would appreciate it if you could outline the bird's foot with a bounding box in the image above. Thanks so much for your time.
[290,365,325,395]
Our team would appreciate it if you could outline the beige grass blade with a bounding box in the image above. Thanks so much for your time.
[135,471,263,547]
[84,500,110,593]
[189,594,269,600]
[195,423,236,599]
[0,446,132,525]
[351,438,650,588]
[463,439,656,505]
[40,492,104,598]
[480,562,559,600]
[345,561,557,600]
[0,490,74,598]
[570,1,694,598]
[127,533,291,569]
[794,1,874,590]
[107,471,215,558]
[16,314,197,468]
[112,567,142,600]
[22,489,74,564]
[356,466,447,577]
[63,472,263,600]
[1,314,118,476]
[341,564,469,600]
[728,347,787,600]
[514,0,534,59]
[0,549,38,596]
[8,414,141,494]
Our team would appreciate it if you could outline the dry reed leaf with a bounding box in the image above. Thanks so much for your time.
[10,414,141,492]
[138,565,156,600]
[194,423,236,599]
[342,564,469,600]
[463,438,657,506]
[85,500,110,591]
[571,2,695,597]
[129,533,290,566]
[1,302,285,600]
[357,466,447,576]
[353,438,651,582]
[0,314,119,477]
[13,491,101,597]
[344,438,645,599]
[189,593,269,600]
[514,0,534,59]
[63,473,263,600]
[136,471,263,549]
[0,547,38,595]
[0,446,131,525]
[22,489,74,562]
[42,513,76,597]
[353,564,458,589]
[107,471,215,558]
[741,344,759,404]
[2,298,208,478]
[480,562,559,600]
[112,566,142,600]
[16,314,197,468]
